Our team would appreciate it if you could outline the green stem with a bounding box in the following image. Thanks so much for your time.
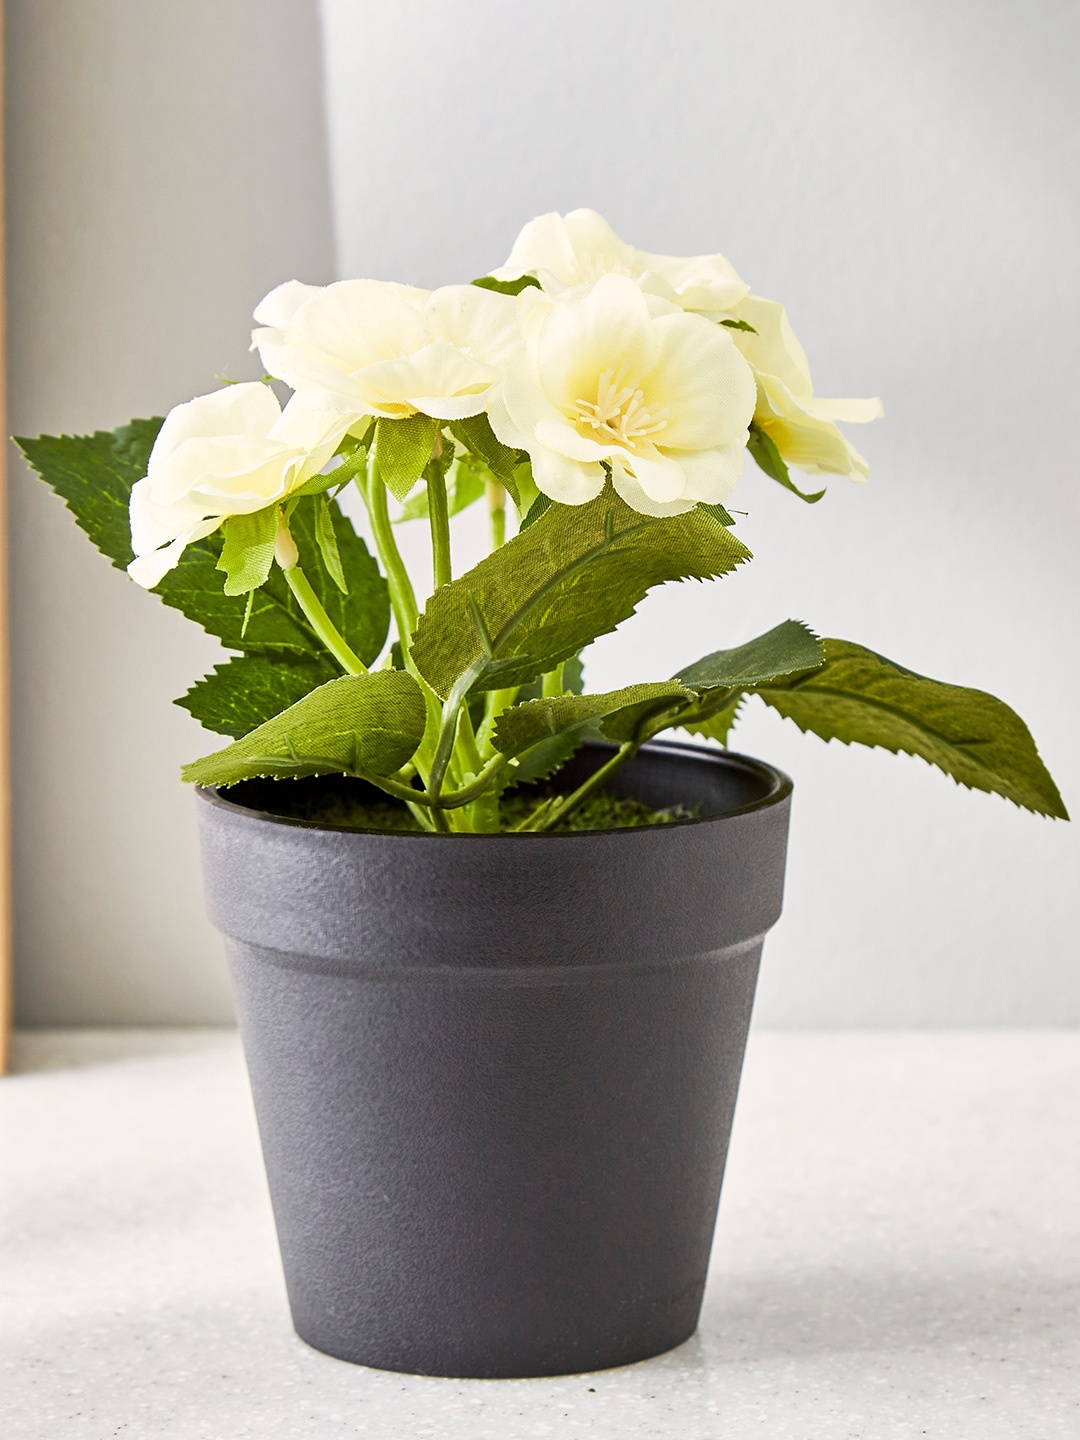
[478,685,519,756]
[358,460,444,787]
[428,670,478,800]
[541,662,565,699]
[361,462,418,653]
[282,564,367,676]
[427,457,452,590]
[529,695,704,832]
[438,752,511,809]
[487,480,506,551]
[531,741,640,833]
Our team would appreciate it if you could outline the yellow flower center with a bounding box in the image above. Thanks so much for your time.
[574,369,669,446]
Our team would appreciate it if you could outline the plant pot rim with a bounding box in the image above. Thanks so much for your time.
[195,738,793,840]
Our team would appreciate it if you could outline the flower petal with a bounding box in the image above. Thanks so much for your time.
[253,279,324,329]
[728,295,813,398]
[669,444,746,504]
[610,458,696,517]
[127,515,222,589]
[534,415,614,463]
[644,313,756,451]
[149,384,281,469]
[758,414,870,479]
[530,449,606,505]
[618,443,688,503]
[486,386,531,451]
[634,248,749,314]
[795,394,884,424]
[535,273,658,412]
[424,285,521,369]
[357,343,502,420]
[492,208,633,292]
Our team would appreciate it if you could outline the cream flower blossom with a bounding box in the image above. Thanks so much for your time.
[252,279,521,424]
[487,274,757,515]
[491,208,749,317]
[127,383,348,588]
[493,210,880,481]
[727,295,883,479]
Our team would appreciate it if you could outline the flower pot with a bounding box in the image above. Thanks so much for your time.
[195,739,792,1378]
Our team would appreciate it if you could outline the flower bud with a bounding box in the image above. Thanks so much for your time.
[274,516,299,570]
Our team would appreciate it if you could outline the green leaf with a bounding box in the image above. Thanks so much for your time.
[519,493,551,530]
[505,728,585,788]
[447,413,520,491]
[276,495,390,665]
[15,417,164,569]
[413,488,751,699]
[176,655,335,739]
[170,497,388,665]
[752,640,1068,819]
[181,670,427,787]
[288,442,370,499]
[15,415,388,667]
[16,416,392,737]
[681,696,744,747]
[168,496,390,736]
[395,451,488,524]
[216,508,278,596]
[675,620,825,691]
[471,274,541,296]
[510,460,539,520]
[719,318,758,334]
[563,653,586,696]
[494,682,692,757]
[699,501,736,527]
[314,494,347,593]
[375,415,439,502]
[748,421,826,504]
[501,653,589,785]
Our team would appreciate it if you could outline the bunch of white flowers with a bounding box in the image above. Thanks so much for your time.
[127,208,880,587]
[22,209,1063,835]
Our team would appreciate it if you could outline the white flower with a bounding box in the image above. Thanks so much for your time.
[252,279,521,425]
[728,295,883,479]
[127,383,348,588]
[487,274,757,515]
[491,208,749,317]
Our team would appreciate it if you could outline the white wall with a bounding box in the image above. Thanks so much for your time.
[319,0,1080,1023]
[7,0,335,1023]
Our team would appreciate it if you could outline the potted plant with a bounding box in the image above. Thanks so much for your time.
[17,209,1066,1380]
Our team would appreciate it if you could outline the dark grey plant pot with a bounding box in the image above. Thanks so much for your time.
[195,739,792,1379]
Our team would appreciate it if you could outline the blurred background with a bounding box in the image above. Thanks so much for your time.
[6,0,1078,1028]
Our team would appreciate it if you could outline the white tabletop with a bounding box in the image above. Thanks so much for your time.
[2,1028,1077,1439]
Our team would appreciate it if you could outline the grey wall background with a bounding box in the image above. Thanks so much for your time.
[6,0,1078,1025]
[6,0,335,1023]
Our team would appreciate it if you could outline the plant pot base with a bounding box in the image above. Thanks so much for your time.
[198,742,792,1379]
[228,934,763,1379]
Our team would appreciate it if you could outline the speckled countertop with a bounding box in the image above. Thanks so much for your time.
[2,1027,1077,1439]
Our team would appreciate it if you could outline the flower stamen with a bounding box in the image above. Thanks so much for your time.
[574,369,669,445]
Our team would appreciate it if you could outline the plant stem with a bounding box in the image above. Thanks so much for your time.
[361,461,418,655]
[541,662,565,699]
[282,564,367,676]
[428,671,476,800]
[439,752,512,808]
[487,479,505,550]
[358,458,443,787]
[427,457,452,590]
[478,685,519,756]
[530,741,640,833]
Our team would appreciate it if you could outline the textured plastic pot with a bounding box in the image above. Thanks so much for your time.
[195,739,792,1379]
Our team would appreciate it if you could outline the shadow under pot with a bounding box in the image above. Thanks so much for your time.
[195,739,793,1379]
